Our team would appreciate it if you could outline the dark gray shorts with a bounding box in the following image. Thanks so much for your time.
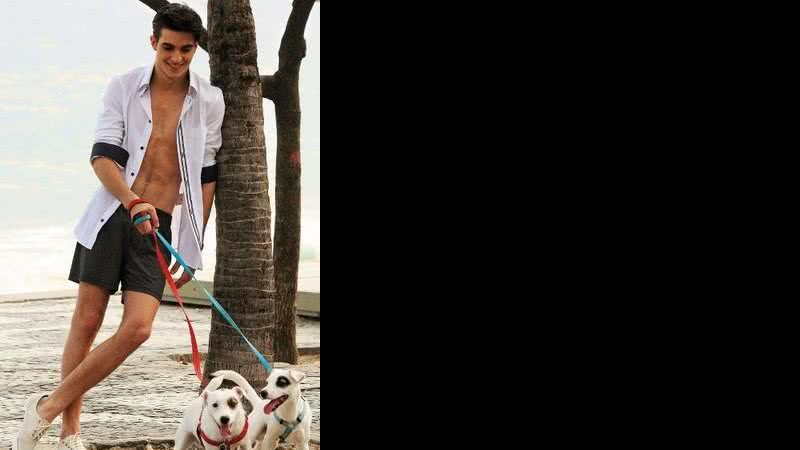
[69,205,173,302]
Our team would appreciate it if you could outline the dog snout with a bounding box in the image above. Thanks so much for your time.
[220,416,230,425]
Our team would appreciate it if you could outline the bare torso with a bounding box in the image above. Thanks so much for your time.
[131,85,186,214]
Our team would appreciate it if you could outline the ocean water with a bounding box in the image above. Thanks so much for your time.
[0,210,320,295]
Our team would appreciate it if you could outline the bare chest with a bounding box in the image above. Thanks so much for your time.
[139,90,187,182]
[149,89,186,139]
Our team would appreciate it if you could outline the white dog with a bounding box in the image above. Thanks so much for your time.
[213,369,313,450]
[175,375,254,450]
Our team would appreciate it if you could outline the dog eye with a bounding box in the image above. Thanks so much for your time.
[228,399,238,408]
[276,376,290,388]
[212,403,218,408]
[260,391,269,399]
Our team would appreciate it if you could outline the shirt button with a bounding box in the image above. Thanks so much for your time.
[131,172,135,176]
[100,219,105,223]
[140,146,144,150]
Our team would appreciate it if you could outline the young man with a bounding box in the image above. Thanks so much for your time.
[14,4,224,450]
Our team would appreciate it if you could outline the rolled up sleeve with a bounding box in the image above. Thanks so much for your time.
[202,87,225,184]
[91,76,128,168]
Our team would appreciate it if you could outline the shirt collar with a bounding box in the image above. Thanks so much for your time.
[137,64,199,97]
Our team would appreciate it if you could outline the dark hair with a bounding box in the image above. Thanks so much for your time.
[152,3,204,42]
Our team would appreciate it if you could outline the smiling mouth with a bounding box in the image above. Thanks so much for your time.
[264,395,289,414]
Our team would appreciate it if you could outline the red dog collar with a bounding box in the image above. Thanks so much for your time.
[197,417,250,450]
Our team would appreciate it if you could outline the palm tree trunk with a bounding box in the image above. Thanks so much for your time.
[272,0,316,365]
[204,0,276,385]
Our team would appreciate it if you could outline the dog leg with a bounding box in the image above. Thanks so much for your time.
[236,438,253,450]
[174,430,194,450]
[250,415,268,449]
[289,432,310,450]
[259,434,280,450]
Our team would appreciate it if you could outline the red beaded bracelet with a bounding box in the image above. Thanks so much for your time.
[127,198,148,215]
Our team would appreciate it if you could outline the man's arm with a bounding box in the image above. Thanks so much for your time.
[172,180,215,287]
[202,88,224,232]
[91,75,159,234]
[92,158,138,208]
[92,158,159,232]
[202,181,216,233]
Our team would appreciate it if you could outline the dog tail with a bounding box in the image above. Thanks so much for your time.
[202,374,226,395]
[211,370,261,406]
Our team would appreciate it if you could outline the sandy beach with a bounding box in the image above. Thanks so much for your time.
[0,291,320,449]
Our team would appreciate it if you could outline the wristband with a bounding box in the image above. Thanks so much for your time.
[127,198,148,217]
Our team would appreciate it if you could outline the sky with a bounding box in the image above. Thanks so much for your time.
[0,0,320,294]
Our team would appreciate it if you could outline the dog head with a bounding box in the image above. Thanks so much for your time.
[203,386,247,438]
[260,369,306,414]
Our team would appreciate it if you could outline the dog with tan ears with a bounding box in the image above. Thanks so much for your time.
[175,375,254,450]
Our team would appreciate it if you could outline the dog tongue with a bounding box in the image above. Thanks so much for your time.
[220,424,233,438]
[264,395,289,414]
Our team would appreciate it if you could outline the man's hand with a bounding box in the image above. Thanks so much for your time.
[130,202,160,235]
[170,261,194,289]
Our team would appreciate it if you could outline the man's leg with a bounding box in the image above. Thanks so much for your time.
[59,282,111,438]
[36,291,160,423]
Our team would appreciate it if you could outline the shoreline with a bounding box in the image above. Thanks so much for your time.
[0,289,80,303]
[0,260,320,302]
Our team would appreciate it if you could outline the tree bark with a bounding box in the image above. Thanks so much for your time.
[271,0,316,364]
[261,75,276,101]
[205,0,276,386]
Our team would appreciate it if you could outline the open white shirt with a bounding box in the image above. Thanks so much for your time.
[73,65,225,270]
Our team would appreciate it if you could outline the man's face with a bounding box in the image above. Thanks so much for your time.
[150,28,197,82]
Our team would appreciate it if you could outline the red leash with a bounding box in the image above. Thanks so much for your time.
[153,230,204,382]
[130,201,203,383]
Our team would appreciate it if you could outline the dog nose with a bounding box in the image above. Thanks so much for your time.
[220,416,230,424]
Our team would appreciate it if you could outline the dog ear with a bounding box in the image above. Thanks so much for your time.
[203,391,209,402]
[289,370,306,383]
[235,387,245,399]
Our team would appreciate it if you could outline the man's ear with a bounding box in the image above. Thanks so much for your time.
[150,35,158,50]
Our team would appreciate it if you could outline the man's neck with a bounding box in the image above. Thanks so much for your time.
[150,68,190,93]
